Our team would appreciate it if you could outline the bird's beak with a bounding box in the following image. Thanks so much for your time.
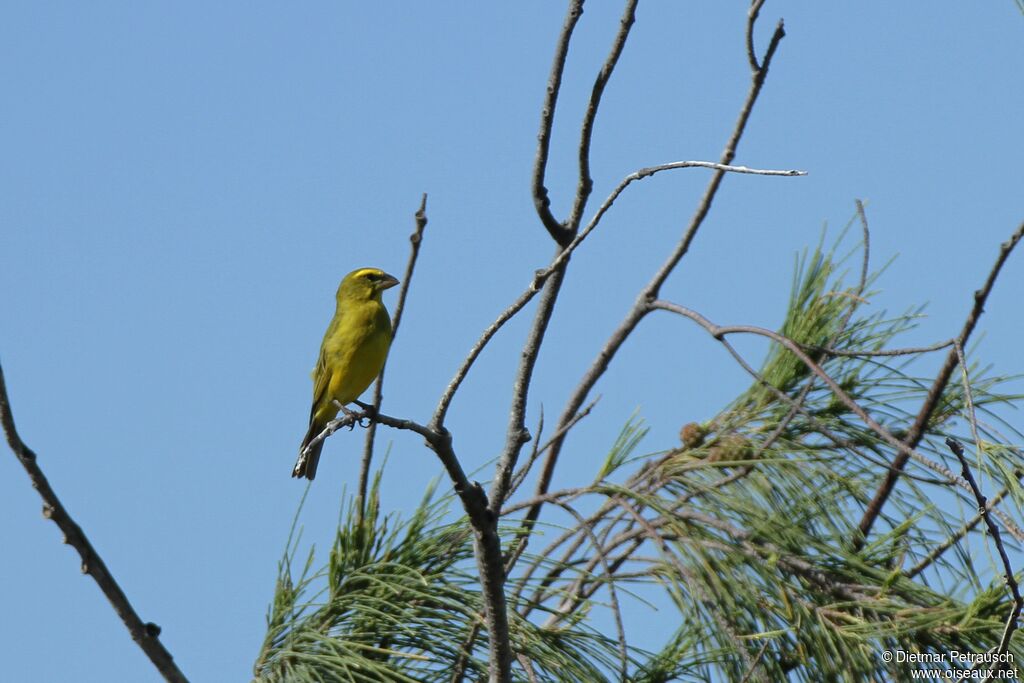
[380,273,400,290]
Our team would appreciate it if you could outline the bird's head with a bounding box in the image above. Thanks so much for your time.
[337,267,400,303]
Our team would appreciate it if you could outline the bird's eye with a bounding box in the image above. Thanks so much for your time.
[365,272,381,281]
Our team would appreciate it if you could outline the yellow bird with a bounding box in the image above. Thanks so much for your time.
[293,267,399,480]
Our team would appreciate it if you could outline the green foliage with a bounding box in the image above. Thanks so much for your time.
[596,411,650,481]
[254,476,627,682]
[258,227,1024,681]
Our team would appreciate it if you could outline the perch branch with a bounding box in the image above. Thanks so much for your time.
[358,194,428,517]
[357,407,513,682]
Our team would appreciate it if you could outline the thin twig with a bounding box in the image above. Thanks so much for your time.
[905,483,1014,579]
[489,258,566,516]
[745,0,767,72]
[849,200,872,317]
[518,373,804,620]
[555,501,630,681]
[544,497,659,628]
[358,194,428,519]
[953,340,984,466]
[518,360,809,618]
[507,398,599,500]
[0,363,189,683]
[433,161,803,427]
[739,640,771,683]
[297,408,359,460]
[605,508,876,609]
[576,496,763,679]
[491,0,641,521]
[531,0,584,245]
[858,221,1024,544]
[630,160,804,178]
[674,204,866,508]
[567,0,639,235]
[450,621,484,683]
[517,654,540,683]
[646,299,952,473]
[511,17,788,568]
[945,438,1023,658]
[511,407,544,500]
[554,521,857,626]
[502,486,597,517]
[513,431,685,613]
[813,339,955,358]
[647,299,1024,531]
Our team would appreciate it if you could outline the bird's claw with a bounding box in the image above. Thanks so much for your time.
[353,400,377,427]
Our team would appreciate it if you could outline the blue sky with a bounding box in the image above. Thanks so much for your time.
[2,3,1022,681]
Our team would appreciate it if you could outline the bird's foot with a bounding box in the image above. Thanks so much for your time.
[353,400,377,427]
[332,401,361,430]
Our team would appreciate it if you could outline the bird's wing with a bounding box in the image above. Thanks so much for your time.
[309,346,331,422]
[309,303,350,421]
[309,309,342,421]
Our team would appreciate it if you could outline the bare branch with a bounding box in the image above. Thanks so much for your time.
[615,502,762,679]
[739,641,771,683]
[517,654,540,683]
[906,481,1015,579]
[291,406,359,478]
[507,398,599,500]
[358,194,428,519]
[813,339,955,358]
[489,261,567,516]
[953,340,983,463]
[745,0,767,71]
[647,299,1024,539]
[433,161,802,428]
[555,501,630,681]
[512,16,787,567]
[0,363,189,683]
[516,366,809,619]
[532,0,585,244]
[450,623,484,683]
[630,160,804,178]
[858,221,1024,543]
[567,0,639,235]
[559,507,879,622]
[490,0,646,522]
[946,438,1023,659]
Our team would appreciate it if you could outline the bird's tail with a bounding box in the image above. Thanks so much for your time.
[293,421,325,480]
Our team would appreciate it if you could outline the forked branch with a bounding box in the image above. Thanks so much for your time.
[510,14,788,568]
[531,0,584,245]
